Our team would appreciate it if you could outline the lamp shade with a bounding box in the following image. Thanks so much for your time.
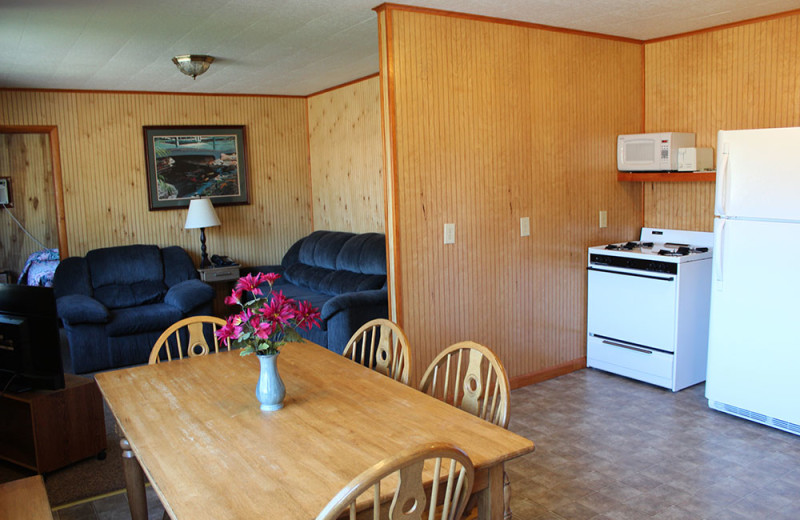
[184,198,221,229]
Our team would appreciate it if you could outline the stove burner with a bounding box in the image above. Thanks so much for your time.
[605,241,640,251]
[658,246,691,256]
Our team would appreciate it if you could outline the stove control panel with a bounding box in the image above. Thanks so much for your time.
[589,253,678,275]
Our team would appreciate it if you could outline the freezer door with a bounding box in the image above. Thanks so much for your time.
[715,127,800,220]
[707,218,800,425]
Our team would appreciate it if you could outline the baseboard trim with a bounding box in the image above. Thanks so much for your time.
[509,357,586,390]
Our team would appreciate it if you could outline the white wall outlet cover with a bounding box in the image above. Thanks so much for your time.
[0,179,8,205]
[520,217,530,237]
[599,210,608,228]
[444,223,455,244]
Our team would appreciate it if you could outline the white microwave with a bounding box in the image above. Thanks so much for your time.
[617,132,695,172]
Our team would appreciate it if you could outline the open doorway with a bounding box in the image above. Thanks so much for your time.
[0,126,67,284]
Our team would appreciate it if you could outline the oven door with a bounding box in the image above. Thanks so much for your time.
[587,265,677,352]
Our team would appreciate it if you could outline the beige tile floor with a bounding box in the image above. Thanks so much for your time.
[52,368,800,519]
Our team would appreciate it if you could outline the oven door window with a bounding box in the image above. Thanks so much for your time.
[587,268,677,352]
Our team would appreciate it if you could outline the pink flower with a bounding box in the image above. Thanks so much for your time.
[261,291,295,326]
[232,308,253,327]
[253,320,276,340]
[215,318,242,346]
[294,300,321,331]
[263,272,281,285]
[224,288,243,306]
[235,272,270,296]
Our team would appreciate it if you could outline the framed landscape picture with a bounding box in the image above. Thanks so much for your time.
[143,125,249,210]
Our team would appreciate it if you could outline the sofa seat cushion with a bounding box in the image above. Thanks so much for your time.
[94,280,167,309]
[284,264,384,296]
[106,303,183,337]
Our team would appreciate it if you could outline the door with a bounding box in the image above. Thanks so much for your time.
[716,127,800,220]
[706,217,800,424]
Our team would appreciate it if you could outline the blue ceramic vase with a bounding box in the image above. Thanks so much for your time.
[256,353,285,411]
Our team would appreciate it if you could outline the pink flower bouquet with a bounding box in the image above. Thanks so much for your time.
[216,272,320,356]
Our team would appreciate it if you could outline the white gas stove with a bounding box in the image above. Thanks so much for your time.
[588,228,713,266]
[586,228,714,391]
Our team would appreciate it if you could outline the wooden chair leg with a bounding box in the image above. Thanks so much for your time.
[503,470,512,520]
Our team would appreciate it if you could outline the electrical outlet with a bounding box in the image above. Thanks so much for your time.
[599,210,608,228]
[444,223,455,244]
[520,217,530,237]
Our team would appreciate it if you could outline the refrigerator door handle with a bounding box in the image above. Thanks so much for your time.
[716,142,730,216]
[714,220,725,283]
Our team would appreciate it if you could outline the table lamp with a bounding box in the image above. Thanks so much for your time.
[184,198,221,268]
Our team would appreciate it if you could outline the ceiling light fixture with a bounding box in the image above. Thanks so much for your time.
[172,54,214,79]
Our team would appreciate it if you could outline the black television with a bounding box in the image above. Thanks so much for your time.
[0,283,65,392]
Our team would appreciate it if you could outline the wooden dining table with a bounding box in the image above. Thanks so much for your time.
[94,342,534,520]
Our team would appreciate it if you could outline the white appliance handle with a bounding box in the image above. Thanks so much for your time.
[714,220,725,283]
[716,142,730,216]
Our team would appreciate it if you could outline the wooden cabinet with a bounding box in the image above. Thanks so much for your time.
[617,171,716,182]
[0,374,106,473]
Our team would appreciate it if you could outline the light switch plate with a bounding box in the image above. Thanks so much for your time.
[444,223,455,244]
[599,210,608,228]
[520,217,530,237]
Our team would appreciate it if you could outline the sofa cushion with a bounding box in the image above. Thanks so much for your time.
[297,231,354,269]
[87,245,163,287]
[162,246,200,286]
[336,233,386,275]
[93,280,167,309]
[106,303,184,337]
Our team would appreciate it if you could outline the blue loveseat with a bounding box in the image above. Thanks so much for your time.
[244,230,388,354]
[53,244,214,373]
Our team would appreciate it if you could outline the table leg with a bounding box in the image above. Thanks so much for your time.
[477,463,504,519]
[120,437,148,520]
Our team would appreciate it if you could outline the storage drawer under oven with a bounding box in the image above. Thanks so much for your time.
[587,335,674,390]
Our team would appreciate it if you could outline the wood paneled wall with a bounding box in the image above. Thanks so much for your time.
[379,6,644,385]
[0,91,312,267]
[0,133,58,278]
[308,76,385,233]
[644,12,800,231]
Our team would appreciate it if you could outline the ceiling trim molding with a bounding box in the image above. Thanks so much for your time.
[0,87,306,100]
[307,73,380,98]
[377,2,643,44]
[645,7,800,44]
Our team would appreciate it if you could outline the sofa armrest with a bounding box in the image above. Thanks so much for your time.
[321,289,389,355]
[320,289,389,322]
[164,279,214,313]
[57,294,110,325]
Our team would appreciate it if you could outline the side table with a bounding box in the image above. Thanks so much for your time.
[198,266,241,316]
[0,374,107,473]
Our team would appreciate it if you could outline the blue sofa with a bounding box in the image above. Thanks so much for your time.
[53,244,214,373]
[244,230,388,354]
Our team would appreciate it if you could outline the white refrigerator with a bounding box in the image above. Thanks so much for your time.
[706,126,800,436]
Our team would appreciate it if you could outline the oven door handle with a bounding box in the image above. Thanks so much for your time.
[602,339,653,355]
[587,266,674,282]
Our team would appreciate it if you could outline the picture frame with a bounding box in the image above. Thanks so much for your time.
[143,125,249,210]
